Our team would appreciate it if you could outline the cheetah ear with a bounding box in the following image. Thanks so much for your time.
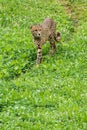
[30,25,33,30]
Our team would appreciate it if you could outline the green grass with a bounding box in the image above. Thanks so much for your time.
[0,0,87,129]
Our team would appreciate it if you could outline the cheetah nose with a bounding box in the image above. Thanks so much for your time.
[38,33,40,36]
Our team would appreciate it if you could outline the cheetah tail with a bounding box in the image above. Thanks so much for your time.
[55,32,61,42]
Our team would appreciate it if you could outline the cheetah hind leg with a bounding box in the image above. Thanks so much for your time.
[49,40,56,56]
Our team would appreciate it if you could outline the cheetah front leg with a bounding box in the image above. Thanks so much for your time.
[36,47,42,64]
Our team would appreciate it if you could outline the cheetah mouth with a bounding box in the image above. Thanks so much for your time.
[34,35,41,39]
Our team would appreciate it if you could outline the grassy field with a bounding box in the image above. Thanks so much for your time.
[0,0,87,129]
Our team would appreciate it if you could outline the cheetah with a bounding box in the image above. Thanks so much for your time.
[30,18,60,64]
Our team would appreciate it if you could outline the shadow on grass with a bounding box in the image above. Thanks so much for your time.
[2,40,74,81]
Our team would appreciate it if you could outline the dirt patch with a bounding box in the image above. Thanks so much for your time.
[60,0,78,29]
